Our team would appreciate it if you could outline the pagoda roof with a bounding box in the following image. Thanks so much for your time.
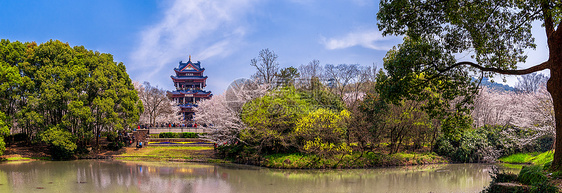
[174,57,205,72]
[170,75,208,80]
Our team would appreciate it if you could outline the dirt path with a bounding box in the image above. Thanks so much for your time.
[1,143,49,159]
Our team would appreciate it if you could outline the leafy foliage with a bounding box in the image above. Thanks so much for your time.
[40,126,77,160]
[295,109,351,157]
[481,167,522,193]
[232,86,352,159]
[277,67,299,87]
[0,112,8,156]
[0,39,142,158]
[158,132,200,138]
[377,0,562,170]
[435,125,546,163]
[378,0,548,69]
[518,165,548,185]
[159,132,179,138]
[107,141,125,151]
[240,87,311,154]
[376,37,476,120]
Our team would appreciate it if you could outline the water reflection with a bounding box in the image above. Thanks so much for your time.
[0,160,516,193]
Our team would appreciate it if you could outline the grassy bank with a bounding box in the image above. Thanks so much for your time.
[499,151,554,165]
[262,152,447,169]
[113,146,225,162]
[1,156,49,161]
[484,151,561,192]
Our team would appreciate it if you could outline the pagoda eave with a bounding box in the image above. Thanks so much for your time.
[174,69,205,74]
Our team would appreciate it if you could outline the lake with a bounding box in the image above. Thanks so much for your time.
[0,160,516,193]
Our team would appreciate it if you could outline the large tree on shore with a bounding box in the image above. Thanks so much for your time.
[377,0,562,169]
[0,39,143,149]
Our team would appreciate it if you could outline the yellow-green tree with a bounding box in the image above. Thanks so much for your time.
[294,108,351,157]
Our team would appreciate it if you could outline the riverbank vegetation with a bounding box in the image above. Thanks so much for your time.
[261,152,446,169]
[192,46,555,169]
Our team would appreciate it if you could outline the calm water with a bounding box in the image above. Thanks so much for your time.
[0,160,515,193]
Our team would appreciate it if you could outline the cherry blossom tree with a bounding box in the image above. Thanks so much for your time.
[472,86,555,145]
[194,79,267,145]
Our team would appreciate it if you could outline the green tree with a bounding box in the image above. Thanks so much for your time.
[0,40,26,128]
[377,0,562,168]
[277,66,300,87]
[25,40,142,147]
[239,85,351,158]
[0,39,142,153]
[240,87,311,154]
[0,112,9,155]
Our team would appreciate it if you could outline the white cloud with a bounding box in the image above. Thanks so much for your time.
[130,0,256,88]
[321,29,398,50]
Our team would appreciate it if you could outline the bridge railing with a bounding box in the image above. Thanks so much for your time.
[146,127,213,134]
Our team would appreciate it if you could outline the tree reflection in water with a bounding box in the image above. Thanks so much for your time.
[0,161,516,193]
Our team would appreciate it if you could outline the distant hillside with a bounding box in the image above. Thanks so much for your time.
[473,77,515,91]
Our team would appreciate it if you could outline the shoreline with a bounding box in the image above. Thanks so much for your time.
[1,144,451,169]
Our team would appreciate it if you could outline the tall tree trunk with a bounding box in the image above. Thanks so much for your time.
[549,73,562,170]
[548,30,562,170]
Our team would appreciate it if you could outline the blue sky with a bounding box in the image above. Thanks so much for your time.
[0,0,549,94]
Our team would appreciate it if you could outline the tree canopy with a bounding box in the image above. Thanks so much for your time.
[0,39,143,156]
[377,0,562,170]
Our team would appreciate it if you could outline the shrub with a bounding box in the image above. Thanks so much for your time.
[481,167,523,193]
[518,165,547,185]
[75,146,90,155]
[156,132,201,138]
[535,135,554,153]
[529,181,558,193]
[149,134,159,138]
[179,132,199,138]
[434,125,541,163]
[159,132,179,138]
[107,141,125,151]
[489,166,518,184]
[106,132,118,142]
[40,127,77,160]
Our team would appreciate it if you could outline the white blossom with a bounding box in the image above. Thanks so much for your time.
[194,79,268,145]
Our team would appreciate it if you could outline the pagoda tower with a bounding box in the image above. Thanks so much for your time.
[168,56,212,121]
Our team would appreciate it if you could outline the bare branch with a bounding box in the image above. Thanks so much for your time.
[439,61,550,76]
